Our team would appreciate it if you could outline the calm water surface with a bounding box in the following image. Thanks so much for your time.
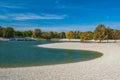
[0,41,102,68]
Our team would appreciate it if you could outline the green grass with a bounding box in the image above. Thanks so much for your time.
[35,38,46,41]
[50,38,59,41]
[35,38,59,41]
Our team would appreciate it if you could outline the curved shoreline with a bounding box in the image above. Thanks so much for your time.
[0,42,120,80]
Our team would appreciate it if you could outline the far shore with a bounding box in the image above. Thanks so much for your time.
[0,41,120,80]
[59,39,120,43]
[1,37,120,43]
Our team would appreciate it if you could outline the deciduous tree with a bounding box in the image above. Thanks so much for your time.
[3,27,14,38]
[94,24,107,42]
[66,31,75,40]
[59,32,66,39]
[41,32,51,39]
[34,29,41,38]
[112,30,120,42]
[80,31,93,42]
[0,26,4,37]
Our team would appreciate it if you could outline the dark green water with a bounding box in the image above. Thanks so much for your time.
[0,41,102,68]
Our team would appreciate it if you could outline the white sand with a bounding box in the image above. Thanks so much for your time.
[0,41,120,80]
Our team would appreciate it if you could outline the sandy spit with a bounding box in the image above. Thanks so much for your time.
[0,41,120,80]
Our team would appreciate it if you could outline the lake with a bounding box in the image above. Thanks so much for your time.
[0,41,102,68]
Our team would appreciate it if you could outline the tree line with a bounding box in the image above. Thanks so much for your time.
[66,24,120,42]
[0,26,66,39]
[0,24,120,42]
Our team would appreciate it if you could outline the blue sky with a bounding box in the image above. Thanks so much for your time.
[0,0,120,32]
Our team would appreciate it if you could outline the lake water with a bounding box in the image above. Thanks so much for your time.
[0,41,102,68]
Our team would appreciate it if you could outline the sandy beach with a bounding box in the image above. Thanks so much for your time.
[0,41,120,80]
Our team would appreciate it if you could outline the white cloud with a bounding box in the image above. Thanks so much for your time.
[0,15,7,19]
[0,2,24,9]
[56,5,106,12]
[38,14,67,20]
[8,13,67,20]
[10,13,42,20]
[1,5,23,9]
[0,13,67,20]
[2,22,120,32]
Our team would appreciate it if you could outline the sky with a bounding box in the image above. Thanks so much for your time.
[0,0,120,32]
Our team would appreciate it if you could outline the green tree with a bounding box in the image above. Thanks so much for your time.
[49,31,60,38]
[74,31,81,39]
[34,29,41,38]
[53,32,59,38]
[14,31,23,38]
[3,27,14,38]
[49,31,54,38]
[41,32,51,39]
[23,30,33,37]
[0,26,4,37]
[66,31,75,40]
[26,30,33,37]
[94,24,107,42]
[59,32,66,39]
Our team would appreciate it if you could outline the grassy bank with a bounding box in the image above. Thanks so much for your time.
[35,38,59,41]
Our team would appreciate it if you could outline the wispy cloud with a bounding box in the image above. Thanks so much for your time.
[1,5,23,9]
[0,13,67,20]
[10,13,67,20]
[10,13,43,20]
[0,2,24,9]
[56,5,106,12]
[0,15,7,19]
[2,22,120,32]
[5,23,96,32]
[14,25,95,32]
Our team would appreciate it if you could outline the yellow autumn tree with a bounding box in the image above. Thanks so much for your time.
[94,24,107,42]
[112,30,120,42]
[66,31,75,40]
[80,31,93,42]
